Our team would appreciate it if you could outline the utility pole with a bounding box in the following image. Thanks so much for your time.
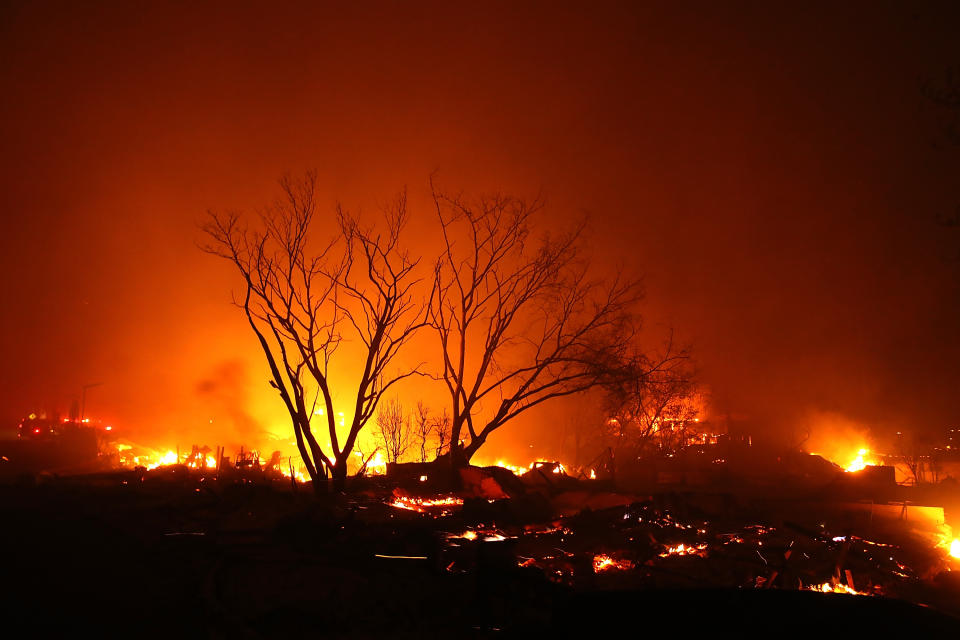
[80,382,103,423]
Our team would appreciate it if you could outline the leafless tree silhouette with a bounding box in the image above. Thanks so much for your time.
[429,184,641,466]
[895,431,932,486]
[413,400,432,463]
[432,408,452,460]
[201,172,428,488]
[601,336,698,469]
[375,397,412,464]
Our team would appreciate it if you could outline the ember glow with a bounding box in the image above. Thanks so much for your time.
[482,459,570,477]
[111,440,316,480]
[592,554,634,572]
[390,495,464,514]
[114,443,195,470]
[658,543,709,558]
[807,582,869,596]
[493,460,528,476]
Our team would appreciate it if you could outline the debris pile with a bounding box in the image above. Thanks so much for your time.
[376,468,960,614]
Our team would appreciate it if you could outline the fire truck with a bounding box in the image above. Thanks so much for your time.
[7,414,112,474]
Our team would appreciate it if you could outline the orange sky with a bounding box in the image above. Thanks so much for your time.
[1,1,959,461]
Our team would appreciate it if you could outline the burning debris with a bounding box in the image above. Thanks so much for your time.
[593,554,634,572]
[448,528,511,543]
[362,464,960,617]
[7,408,960,630]
[390,491,464,515]
[479,459,571,478]
[807,582,871,596]
[48,427,960,608]
[659,542,709,558]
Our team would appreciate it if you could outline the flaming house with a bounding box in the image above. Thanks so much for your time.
[3,1,960,636]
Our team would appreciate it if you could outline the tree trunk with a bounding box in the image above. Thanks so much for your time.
[461,434,487,465]
[446,444,471,472]
[330,459,348,492]
[308,458,328,494]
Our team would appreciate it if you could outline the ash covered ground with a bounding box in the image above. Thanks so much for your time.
[3,463,960,637]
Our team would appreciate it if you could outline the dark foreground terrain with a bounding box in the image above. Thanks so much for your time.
[3,470,960,638]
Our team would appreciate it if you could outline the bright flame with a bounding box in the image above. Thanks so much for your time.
[479,459,570,476]
[145,450,179,469]
[658,543,708,558]
[844,448,876,473]
[365,451,386,476]
[936,525,960,560]
[279,465,309,482]
[808,582,866,595]
[493,460,528,475]
[390,495,464,513]
[592,554,633,572]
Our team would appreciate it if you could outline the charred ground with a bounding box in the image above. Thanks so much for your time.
[3,461,960,637]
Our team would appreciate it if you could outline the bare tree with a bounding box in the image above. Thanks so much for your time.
[428,185,641,466]
[375,397,412,464]
[201,172,428,488]
[413,400,432,463]
[895,431,931,486]
[352,441,382,477]
[432,408,452,459]
[601,337,698,471]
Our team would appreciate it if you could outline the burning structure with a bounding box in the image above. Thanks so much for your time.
[4,383,960,635]
[6,437,960,635]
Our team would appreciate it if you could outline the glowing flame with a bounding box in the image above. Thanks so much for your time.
[844,448,877,472]
[592,554,633,572]
[808,582,867,595]
[481,459,569,476]
[147,450,179,469]
[363,451,387,476]
[279,465,310,483]
[115,444,223,472]
[493,460,528,475]
[658,543,708,558]
[936,526,960,560]
[390,495,464,513]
